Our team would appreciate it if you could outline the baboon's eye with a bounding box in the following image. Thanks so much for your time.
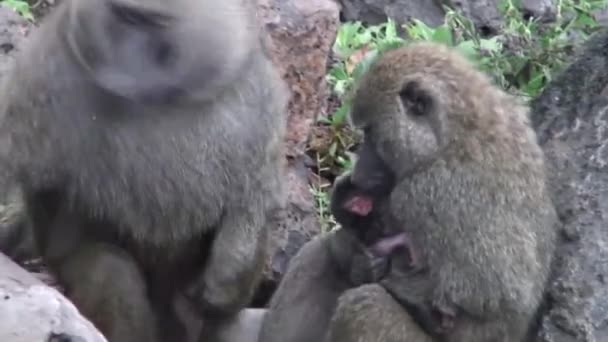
[399,80,433,117]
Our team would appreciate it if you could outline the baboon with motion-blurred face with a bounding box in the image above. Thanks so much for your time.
[0,0,288,341]
[257,173,411,342]
[324,42,558,342]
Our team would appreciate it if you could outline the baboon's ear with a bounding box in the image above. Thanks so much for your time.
[399,80,434,117]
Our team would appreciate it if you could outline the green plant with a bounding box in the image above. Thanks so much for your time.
[311,0,608,225]
[310,181,335,233]
[1,0,34,21]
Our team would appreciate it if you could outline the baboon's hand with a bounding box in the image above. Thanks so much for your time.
[185,215,265,319]
[370,232,419,270]
[349,248,390,285]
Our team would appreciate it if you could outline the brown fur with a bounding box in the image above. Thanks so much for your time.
[332,42,558,341]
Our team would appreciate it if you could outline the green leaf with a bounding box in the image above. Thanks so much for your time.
[455,40,479,61]
[479,36,502,53]
[328,142,338,157]
[1,0,34,21]
[524,72,545,97]
[351,49,379,80]
[384,18,399,40]
[331,104,350,127]
[575,13,597,27]
[406,19,434,41]
[431,25,453,45]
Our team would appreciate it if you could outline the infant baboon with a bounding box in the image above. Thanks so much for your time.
[327,42,558,341]
[258,174,409,342]
[0,0,288,341]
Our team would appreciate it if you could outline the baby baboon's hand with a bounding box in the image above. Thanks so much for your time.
[349,248,390,285]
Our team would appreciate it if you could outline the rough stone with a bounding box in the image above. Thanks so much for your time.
[336,0,506,31]
[336,0,445,27]
[0,5,29,81]
[520,0,556,21]
[258,0,340,158]
[0,6,35,266]
[0,253,108,342]
[449,0,503,34]
[256,0,338,294]
[530,27,608,342]
[335,0,559,34]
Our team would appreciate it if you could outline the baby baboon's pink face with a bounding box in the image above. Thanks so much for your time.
[344,195,374,216]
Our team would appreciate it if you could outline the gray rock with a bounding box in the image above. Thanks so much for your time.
[0,5,28,186]
[530,27,608,342]
[520,0,556,21]
[214,309,266,342]
[336,0,505,33]
[0,6,35,264]
[449,0,503,33]
[336,0,445,26]
[335,0,559,34]
[0,253,108,342]
[0,5,29,81]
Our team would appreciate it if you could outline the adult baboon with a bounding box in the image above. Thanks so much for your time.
[258,173,410,342]
[327,41,558,341]
[0,0,288,341]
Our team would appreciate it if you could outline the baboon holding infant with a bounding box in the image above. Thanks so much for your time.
[0,0,288,342]
[258,173,410,342]
[261,42,557,342]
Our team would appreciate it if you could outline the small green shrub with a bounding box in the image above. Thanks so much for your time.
[1,0,34,21]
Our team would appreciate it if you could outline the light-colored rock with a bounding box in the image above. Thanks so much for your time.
[530,27,608,342]
[0,6,29,81]
[214,309,267,342]
[0,6,36,265]
[336,0,445,26]
[0,253,108,342]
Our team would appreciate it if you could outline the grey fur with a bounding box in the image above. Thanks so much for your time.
[0,0,288,341]
[258,174,405,342]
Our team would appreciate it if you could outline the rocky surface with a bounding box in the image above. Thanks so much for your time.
[335,0,561,33]
[0,5,29,81]
[530,27,608,342]
[0,7,36,267]
[520,0,557,20]
[256,0,339,296]
[336,0,445,27]
[258,0,340,158]
[0,253,108,342]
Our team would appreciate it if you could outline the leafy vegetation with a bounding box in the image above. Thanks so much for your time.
[310,0,608,230]
[0,0,34,21]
